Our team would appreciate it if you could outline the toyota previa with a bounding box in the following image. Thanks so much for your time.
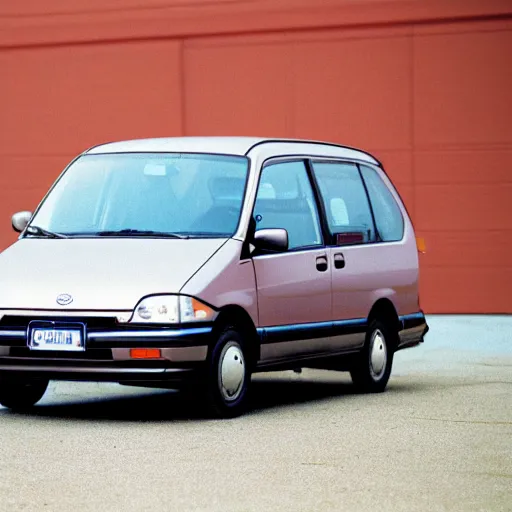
[0,137,428,417]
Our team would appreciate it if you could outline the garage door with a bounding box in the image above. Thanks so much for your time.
[0,9,510,313]
[184,20,512,313]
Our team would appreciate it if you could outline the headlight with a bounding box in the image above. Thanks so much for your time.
[130,295,216,324]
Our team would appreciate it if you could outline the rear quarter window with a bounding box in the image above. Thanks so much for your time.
[360,165,404,242]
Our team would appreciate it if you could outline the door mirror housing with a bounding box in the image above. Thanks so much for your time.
[12,211,32,233]
[252,228,288,255]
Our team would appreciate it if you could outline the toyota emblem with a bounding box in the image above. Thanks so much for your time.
[56,293,73,306]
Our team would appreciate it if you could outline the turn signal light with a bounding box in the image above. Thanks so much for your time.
[179,296,216,322]
[416,237,426,254]
[191,298,214,320]
[130,348,162,359]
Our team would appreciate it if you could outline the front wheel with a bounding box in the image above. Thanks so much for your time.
[350,320,394,393]
[202,328,251,418]
[0,375,49,410]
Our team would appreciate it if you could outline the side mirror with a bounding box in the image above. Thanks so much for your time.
[12,211,32,233]
[252,228,288,255]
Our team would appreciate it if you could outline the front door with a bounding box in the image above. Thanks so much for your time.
[251,160,332,362]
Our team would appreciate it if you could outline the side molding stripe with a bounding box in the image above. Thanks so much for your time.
[257,318,367,344]
[257,312,427,345]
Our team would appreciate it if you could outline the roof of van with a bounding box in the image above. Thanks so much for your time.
[86,137,380,165]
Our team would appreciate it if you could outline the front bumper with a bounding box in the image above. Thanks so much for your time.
[0,319,211,382]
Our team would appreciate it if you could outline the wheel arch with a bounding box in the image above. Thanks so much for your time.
[367,299,400,347]
[212,305,260,367]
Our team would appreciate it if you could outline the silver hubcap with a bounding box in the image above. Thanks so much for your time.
[219,343,246,402]
[369,329,387,380]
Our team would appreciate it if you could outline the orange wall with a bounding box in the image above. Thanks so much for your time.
[1,1,511,313]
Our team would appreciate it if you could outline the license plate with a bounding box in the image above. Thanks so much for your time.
[29,324,85,352]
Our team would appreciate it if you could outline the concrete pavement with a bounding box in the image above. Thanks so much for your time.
[0,315,510,512]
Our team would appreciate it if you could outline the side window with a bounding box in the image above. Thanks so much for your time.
[253,161,322,250]
[312,161,376,244]
[360,165,404,242]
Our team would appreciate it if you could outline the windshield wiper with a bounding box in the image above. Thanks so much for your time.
[95,229,189,239]
[25,225,68,239]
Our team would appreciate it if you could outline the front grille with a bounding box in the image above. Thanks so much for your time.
[0,316,122,351]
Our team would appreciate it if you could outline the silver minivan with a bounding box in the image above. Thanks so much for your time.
[0,137,428,417]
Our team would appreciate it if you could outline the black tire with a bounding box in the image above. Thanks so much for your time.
[202,327,251,419]
[0,375,49,410]
[350,320,394,393]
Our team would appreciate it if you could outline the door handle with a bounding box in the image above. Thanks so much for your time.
[316,256,328,272]
[334,253,345,269]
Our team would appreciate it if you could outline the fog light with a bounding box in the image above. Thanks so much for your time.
[130,348,162,359]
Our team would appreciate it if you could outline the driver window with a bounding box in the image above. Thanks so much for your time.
[253,161,322,250]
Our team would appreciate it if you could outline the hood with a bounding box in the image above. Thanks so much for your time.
[0,238,227,311]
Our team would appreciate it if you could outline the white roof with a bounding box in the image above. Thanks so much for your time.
[87,137,379,165]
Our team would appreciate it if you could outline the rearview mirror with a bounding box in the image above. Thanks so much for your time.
[12,211,32,233]
[252,228,288,255]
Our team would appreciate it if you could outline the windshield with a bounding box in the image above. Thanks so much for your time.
[29,153,249,238]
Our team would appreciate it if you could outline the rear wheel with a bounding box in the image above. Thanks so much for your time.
[201,327,251,418]
[0,375,49,410]
[350,320,394,393]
